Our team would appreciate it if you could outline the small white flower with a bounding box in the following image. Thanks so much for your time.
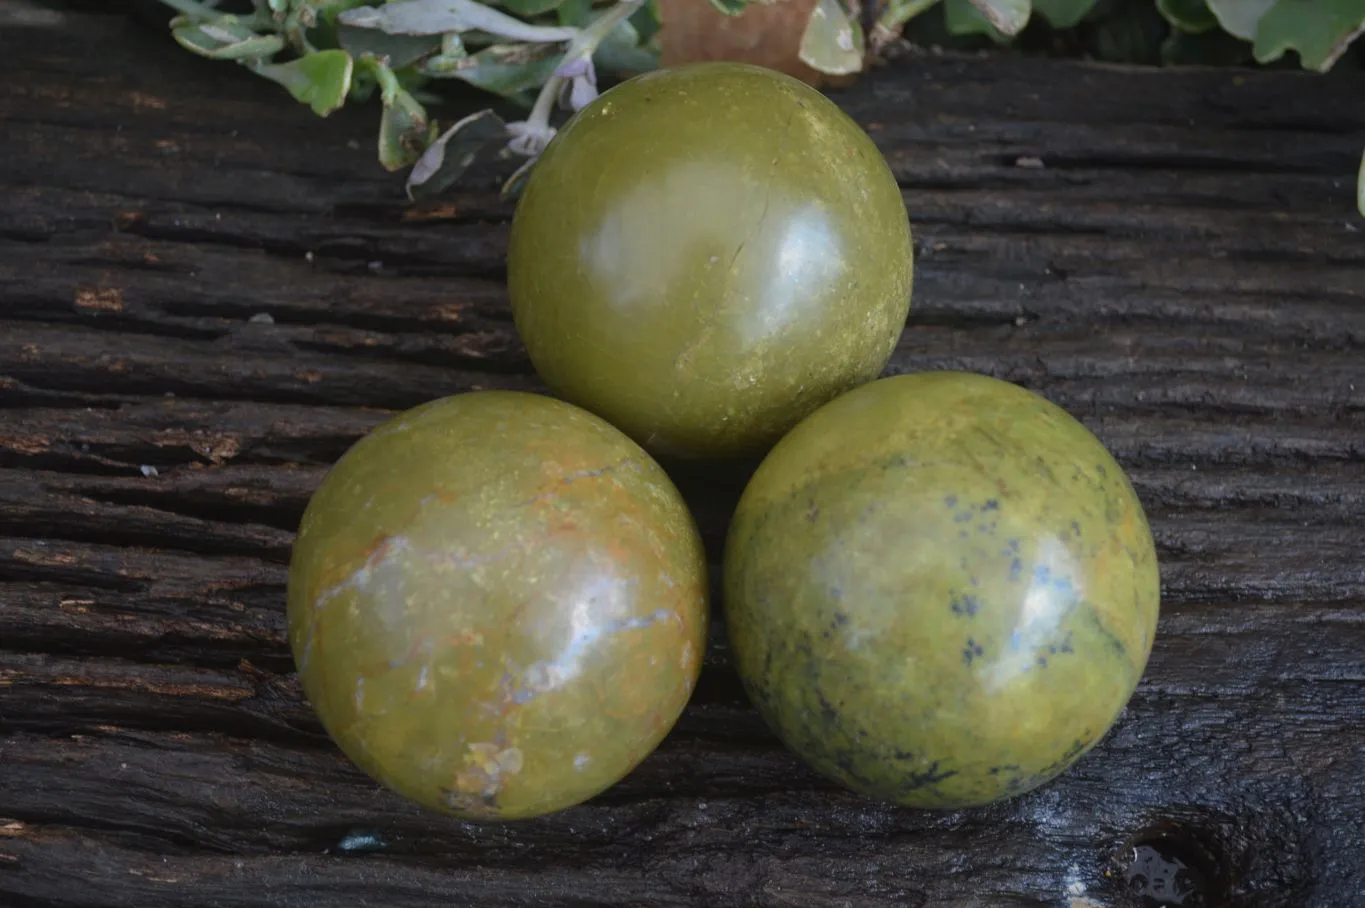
[555,56,598,111]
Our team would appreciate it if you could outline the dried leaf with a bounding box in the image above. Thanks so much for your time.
[659,0,835,84]
[1251,0,1365,71]
[250,49,355,116]
[799,0,865,75]
[407,109,509,199]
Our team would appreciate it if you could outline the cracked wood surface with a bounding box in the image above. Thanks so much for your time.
[2,6,1364,908]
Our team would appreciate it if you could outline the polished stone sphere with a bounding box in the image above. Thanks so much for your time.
[723,371,1160,808]
[508,61,914,461]
[287,391,709,820]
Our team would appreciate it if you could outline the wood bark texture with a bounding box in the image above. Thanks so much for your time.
[2,7,1363,908]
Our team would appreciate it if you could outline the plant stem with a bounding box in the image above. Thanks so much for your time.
[510,0,643,155]
[366,57,405,105]
[283,8,319,54]
[579,0,646,51]
[526,71,565,137]
[441,32,466,57]
[870,0,939,51]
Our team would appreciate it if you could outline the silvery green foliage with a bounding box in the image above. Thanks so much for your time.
[161,0,871,195]
[162,0,1364,210]
[161,0,655,193]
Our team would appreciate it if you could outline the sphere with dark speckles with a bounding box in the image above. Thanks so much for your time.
[507,61,914,462]
[723,372,1161,809]
[287,391,709,821]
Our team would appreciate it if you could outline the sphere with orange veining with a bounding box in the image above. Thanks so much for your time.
[286,391,709,820]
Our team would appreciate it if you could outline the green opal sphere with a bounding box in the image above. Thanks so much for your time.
[286,391,709,821]
[507,61,914,462]
[723,371,1161,809]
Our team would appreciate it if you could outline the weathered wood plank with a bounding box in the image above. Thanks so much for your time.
[2,6,1363,908]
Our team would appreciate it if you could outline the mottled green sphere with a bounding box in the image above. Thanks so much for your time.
[287,391,709,821]
[723,372,1160,809]
[507,61,914,462]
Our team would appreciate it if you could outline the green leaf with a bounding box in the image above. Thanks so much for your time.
[800,0,866,74]
[1251,0,1365,71]
[706,0,750,15]
[422,43,565,99]
[493,0,568,17]
[556,0,593,26]
[339,0,577,42]
[1032,0,1097,27]
[968,0,1030,35]
[396,62,434,89]
[250,48,355,115]
[594,18,660,74]
[595,42,657,74]
[337,25,443,68]
[314,0,375,19]
[310,0,374,43]
[1156,0,1219,32]
[173,18,287,59]
[441,32,469,56]
[1160,25,1256,63]
[406,108,509,200]
[1205,0,1275,40]
[629,0,663,44]
[943,0,1011,41]
[378,83,436,170]
[1357,148,1364,217]
[161,0,241,21]
[349,64,378,101]
[300,0,372,50]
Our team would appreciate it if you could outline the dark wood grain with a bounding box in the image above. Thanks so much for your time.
[2,6,1364,908]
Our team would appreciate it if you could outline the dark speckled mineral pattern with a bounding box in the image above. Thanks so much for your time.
[723,371,1161,809]
[287,391,710,821]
